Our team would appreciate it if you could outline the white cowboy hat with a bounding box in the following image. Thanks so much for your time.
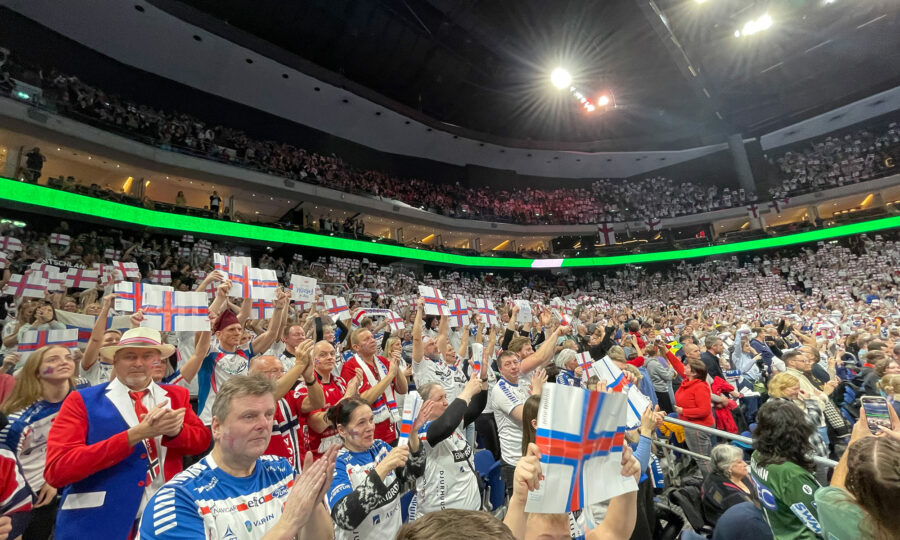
[99,327,176,361]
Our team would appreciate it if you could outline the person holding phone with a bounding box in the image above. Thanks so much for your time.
[814,403,900,540]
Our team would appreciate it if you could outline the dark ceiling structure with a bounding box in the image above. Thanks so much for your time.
[108,0,900,147]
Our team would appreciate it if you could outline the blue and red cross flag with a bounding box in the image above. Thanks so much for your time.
[473,298,497,326]
[397,391,424,447]
[249,299,274,320]
[226,260,252,298]
[18,329,79,360]
[417,285,449,317]
[4,272,48,298]
[214,253,251,277]
[576,352,594,384]
[448,294,469,328]
[140,290,209,332]
[323,295,350,318]
[524,383,637,514]
[589,356,653,430]
[249,268,278,301]
[114,281,174,313]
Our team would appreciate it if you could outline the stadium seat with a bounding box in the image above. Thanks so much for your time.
[474,449,505,513]
[668,486,713,535]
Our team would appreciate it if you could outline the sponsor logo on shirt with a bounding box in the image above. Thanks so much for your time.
[789,502,822,534]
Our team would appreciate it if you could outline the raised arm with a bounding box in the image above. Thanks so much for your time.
[251,288,289,354]
[412,298,425,364]
[81,293,115,371]
[520,326,570,374]
[180,328,211,384]
[272,340,314,401]
[435,310,450,360]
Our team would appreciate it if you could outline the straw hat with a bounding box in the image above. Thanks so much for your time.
[99,327,176,361]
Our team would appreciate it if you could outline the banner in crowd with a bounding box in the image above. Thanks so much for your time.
[525,383,637,514]
[290,275,316,303]
[18,329,79,360]
[55,311,133,346]
[514,300,532,324]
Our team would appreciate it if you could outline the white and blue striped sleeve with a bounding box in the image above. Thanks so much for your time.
[138,485,205,539]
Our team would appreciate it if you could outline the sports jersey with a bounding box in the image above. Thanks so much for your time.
[82,360,113,386]
[0,398,66,493]
[138,454,294,539]
[278,348,296,372]
[341,355,399,443]
[750,452,822,540]
[327,440,425,540]
[489,377,529,466]
[307,372,347,459]
[197,343,254,424]
[556,369,582,387]
[265,383,309,469]
[0,444,31,515]
[412,356,468,403]
[412,422,480,519]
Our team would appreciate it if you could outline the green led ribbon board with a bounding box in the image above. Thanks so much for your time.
[4,177,900,269]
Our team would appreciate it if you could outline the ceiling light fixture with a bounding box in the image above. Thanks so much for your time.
[550,68,572,89]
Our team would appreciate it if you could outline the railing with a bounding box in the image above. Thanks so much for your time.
[658,416,838,468]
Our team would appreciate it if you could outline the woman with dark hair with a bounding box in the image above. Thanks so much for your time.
[325,397,431,540]
[750,400,821,539]
[675,359,715,475]
[814,408,900,540]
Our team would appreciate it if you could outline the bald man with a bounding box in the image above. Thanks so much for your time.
[248,340,324,470]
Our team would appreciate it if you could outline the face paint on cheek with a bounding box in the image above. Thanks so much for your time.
[41,367,54,376]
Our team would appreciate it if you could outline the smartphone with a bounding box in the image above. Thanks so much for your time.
[860,396,893,434]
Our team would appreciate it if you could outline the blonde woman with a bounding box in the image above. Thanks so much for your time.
[0,345,83,539]
[877,373,900,417]
[767,372,829,458]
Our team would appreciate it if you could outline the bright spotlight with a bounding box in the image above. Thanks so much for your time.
[597,95,610,107]
[551,68,572,89]
[738,13,773,37]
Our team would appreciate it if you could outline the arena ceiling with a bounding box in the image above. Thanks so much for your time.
[176,0,900,147]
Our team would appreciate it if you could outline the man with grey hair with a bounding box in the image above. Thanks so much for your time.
[700,335,726,380]
[140,374,340,539]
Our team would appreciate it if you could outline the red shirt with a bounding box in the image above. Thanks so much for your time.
[675,378,715,427]
[341,355,398,444]
[307,372,346,459]
[265,383,308,469]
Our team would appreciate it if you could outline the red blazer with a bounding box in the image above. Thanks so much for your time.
[45,381,210,489]
[674,377,715,427]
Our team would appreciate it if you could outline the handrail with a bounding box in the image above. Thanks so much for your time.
[661,416,838,468]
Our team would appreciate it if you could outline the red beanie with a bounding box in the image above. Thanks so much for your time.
[214,310,241,332]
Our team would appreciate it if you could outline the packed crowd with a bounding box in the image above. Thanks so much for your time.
[0,210,898,540]
[5,47,896,227]
[768,121,900,200]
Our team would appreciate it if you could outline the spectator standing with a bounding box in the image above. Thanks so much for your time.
[674,359,715,475]
[24,147,45,183]
[208,190,221,214]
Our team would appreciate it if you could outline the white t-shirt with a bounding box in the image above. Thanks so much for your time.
[413,423,480,519]
[489,377,529,466]
[412,356,468,403]
[82,360,113,386]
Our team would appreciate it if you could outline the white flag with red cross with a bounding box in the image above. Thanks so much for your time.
[418,285,450,317]
[323,295,350,319]
[5,272,49,298]
[18,329,79,360]
[140,290,210,332]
